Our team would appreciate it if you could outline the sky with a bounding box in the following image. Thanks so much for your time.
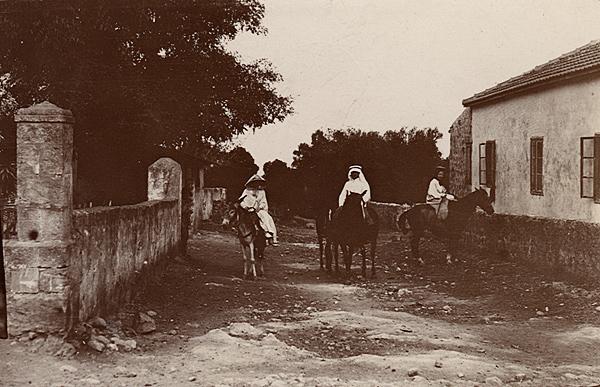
[227,0,600,169]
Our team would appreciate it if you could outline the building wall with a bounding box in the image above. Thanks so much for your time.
[449,108,472,198]
[470,76,600,222]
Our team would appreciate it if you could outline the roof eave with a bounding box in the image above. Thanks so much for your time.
[463,66,600,108]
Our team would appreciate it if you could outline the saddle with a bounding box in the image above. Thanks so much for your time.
[332,203,374,225]
[426,197,449,221]
[246,210,263,233]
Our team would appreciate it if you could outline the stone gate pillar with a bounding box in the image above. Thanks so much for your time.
[5,102,74,335]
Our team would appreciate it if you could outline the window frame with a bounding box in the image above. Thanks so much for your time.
[479,143,486,186]
[581,136,594,199]
[530,137,543,196]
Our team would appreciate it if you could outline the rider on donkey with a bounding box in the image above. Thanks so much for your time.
[426,166,456,220]
[338,165,374,225]
[239,174,279,246]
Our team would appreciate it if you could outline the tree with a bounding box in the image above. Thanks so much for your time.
[0,0,293,205]
[291,128,443,212]
[0,0,293,148]
[204,145,258,202]
[263,159,293,217]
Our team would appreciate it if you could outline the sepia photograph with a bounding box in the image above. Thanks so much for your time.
[1,1,600,386]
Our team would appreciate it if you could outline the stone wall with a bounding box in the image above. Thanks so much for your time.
[449,108,472,198]
[69,200,181,324]
[369,201,411,231]
[3,102,184,336]
[461,212,600,283]
[4,102,74,335]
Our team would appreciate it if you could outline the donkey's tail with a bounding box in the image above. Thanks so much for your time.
[397,210,410,234]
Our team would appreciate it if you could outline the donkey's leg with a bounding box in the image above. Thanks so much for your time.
[241,245,249,279]
[248,241,257,280]
[256,246,265,277]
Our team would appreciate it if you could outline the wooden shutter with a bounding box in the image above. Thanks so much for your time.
[595,134,600,203]
[485,140,496,201]
[485,141,496,188]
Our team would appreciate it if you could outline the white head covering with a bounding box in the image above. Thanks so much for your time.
[245,174,267,188]
[347,165,367,182]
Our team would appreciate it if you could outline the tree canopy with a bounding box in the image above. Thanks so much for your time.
[291,128,443,212]
[204,145,259,202]
[0,0,293,148]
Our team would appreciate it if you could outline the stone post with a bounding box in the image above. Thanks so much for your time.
[5,102,74,335]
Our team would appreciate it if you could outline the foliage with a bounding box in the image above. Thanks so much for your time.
[0,0,293,206]
[0,119,16,204]
[263,159,295,217]
[204,145,258,202]
[0,0,293,149]
[290,128,443,213]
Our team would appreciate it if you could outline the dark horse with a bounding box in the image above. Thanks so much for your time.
[397,188,494,264]
[222,201,266,279]
[324,192,379,278]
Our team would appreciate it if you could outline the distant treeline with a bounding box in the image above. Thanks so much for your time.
[206,128,445,218]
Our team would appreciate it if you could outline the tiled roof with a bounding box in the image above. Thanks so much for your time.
[463,40,600,106]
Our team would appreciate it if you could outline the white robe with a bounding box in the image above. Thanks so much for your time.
[239,187,277,241]
[339,178,371,208]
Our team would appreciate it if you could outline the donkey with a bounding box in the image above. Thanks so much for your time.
[222,201,266,279]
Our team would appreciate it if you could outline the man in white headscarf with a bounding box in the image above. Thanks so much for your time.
[339,165,371,208]
[239,174,278,246]
[337,165,374,225]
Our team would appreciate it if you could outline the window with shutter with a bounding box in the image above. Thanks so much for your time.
[530,138,543,195]
[581,137,594,198]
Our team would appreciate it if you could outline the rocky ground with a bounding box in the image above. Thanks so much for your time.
[2,219,600,386]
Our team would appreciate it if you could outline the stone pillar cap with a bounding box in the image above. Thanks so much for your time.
[15,101,74,123]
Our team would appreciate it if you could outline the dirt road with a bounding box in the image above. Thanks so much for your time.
[2,220,600,386]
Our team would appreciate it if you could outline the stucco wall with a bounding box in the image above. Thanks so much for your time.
[470,76,600,222]
[200,187,227,222]
[70,199,181,322]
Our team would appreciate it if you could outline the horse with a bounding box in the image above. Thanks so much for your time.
[222,201,266,279]
[397,188,494,264]
[324,191,379,278]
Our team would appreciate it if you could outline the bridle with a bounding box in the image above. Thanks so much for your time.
[229,205,254,239]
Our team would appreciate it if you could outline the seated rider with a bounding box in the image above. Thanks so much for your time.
[338,165,373,224]
[239,174,279,246]
[426,166,455,219]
